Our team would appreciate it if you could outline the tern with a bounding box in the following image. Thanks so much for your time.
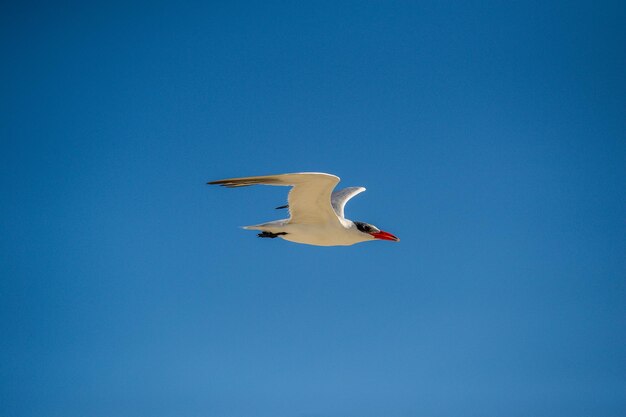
[208,172,399,246]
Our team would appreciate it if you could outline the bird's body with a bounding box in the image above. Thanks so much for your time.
[243,218,370,247]
[208,172,399,247]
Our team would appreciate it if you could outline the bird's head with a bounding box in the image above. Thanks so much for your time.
[353,221,399,242]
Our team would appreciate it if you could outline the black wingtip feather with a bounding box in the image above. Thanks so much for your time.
[207,178,283,188]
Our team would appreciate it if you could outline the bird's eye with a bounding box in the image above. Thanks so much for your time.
[355,222,380,234]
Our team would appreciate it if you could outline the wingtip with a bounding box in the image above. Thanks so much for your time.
[206,180,239,187]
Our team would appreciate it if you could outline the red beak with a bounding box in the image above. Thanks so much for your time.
[371,230,400,242]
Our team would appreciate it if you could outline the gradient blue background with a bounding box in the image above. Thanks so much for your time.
[1,1,625,416]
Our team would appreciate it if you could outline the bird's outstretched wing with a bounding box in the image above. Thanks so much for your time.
[331,187,366,219]
[208,172,341,224]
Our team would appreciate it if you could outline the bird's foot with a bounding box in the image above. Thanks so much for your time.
[257,231,288,239]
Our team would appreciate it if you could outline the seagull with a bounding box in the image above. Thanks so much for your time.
[208,172,399,246]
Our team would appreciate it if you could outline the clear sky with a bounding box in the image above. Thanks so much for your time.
[1,1,625,416]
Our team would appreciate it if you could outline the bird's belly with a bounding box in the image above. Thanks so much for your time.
[277,224,362,247]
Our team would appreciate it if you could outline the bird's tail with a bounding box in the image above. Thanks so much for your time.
[241,225,263,231]
[241,219,288,232]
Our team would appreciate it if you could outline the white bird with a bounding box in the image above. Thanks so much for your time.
[208,172,399,246]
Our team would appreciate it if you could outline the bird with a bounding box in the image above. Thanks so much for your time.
[208,172,399,246]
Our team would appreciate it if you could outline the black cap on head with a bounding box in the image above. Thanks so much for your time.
[354,221,380,234]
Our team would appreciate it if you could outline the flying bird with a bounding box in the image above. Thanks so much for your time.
[208,172,399,246]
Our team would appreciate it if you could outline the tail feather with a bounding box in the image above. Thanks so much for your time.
[242,225,262,231]
[242,219,288,232]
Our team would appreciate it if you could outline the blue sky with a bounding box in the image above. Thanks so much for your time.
[1,1,625,416]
